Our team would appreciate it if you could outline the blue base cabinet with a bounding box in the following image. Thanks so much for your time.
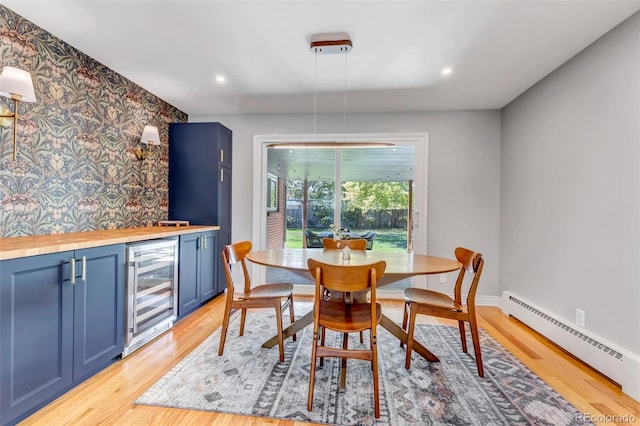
[0,251,73,426]
[0,245,124,426]
[169,122,232,298]
[177,231,218,319]
[72,246,125,382]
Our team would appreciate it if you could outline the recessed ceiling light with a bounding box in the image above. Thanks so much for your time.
[215,75,226,83]
[441,67,453,76]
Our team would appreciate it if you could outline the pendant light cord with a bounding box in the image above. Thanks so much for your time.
[314,48,318,139]
[343,48,348,142]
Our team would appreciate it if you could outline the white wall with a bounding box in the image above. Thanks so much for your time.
[501,11,640,355]
[191,111,501,298]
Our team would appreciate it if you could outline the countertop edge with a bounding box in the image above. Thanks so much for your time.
[0,226,221,261]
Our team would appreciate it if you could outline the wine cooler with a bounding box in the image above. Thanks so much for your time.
[123,238,178,357]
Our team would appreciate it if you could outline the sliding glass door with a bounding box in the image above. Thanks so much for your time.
[267,144,415,253]
[256,133,428,291]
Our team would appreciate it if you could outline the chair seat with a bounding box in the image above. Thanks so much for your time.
[403,287,463,311]
[239,282,293,300]
[318,300,382,332]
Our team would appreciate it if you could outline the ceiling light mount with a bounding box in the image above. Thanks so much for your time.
[310,33,352,54]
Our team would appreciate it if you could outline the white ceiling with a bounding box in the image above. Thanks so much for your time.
[3,1,640,116]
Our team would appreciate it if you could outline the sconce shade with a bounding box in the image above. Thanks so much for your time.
[140,125,160,145]
[0,67,37,103]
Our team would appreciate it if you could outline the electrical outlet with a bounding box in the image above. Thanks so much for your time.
[576,308,585,328]
[440,273,447,283]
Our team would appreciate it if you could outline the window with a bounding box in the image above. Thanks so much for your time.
[267,173,278,212]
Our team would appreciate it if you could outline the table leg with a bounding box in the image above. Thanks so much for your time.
[379,314,440,362]
[262,310,313,349]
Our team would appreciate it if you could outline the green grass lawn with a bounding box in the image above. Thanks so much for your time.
[285,228,407,252]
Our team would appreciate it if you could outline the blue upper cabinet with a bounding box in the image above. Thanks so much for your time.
[168,122,232,227]
[217,125,232,168]
[169,122,232,297]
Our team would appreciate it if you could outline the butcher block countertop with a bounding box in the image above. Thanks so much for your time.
[0,225,220,261]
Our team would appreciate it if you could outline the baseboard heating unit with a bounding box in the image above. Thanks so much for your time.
[502,291,640,401]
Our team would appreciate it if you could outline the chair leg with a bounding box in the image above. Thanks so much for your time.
[339,333,348,391]
[371,330,380,419]
[469,318,484,377]
[400,302,409,348]
[218,302,232,357]
[288,295,297,342]
[275,302,285,362]
[307,329,319,411]
[405,303,417,369]
[458,320,468,353]
[239,308,247,336]
[402,302,409,330]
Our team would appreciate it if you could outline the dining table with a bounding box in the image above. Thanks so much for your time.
[246,248,462,362]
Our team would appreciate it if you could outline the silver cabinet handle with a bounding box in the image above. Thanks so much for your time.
[220,169,224,182]
[220,149,224,163]
[203,235,207,250]
[70,258,76,285]
[81,256,86,281]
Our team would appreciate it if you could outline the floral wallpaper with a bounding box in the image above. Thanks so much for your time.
[0,5,187,237]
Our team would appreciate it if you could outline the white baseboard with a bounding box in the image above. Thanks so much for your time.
[502,291,640,402]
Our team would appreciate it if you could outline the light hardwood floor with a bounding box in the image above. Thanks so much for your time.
[19,295,640,425]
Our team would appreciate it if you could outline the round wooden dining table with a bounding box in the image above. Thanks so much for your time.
[246,248,462,363]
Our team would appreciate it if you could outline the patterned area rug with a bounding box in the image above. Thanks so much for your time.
[136,311,591,425]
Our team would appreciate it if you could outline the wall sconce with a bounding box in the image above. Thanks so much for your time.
[0,66,37,161]
[134,125,160,161]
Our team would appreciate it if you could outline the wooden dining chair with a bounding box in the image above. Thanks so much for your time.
[307,258,386,419]
[219,241,296,362]
[322,238,367,250]
[402,247,485,376]
[322,237,368,341]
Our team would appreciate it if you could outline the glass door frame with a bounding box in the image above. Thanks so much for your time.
[252,132,429,294]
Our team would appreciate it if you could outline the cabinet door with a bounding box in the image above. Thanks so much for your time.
[217,124,232,168]
[217,166,232,294]
[199,231,219,302]
[169,123,218,225]
[217,166,232,246]
[178,233,200,318]
[0,252,74,425]
[72,245,125,382]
